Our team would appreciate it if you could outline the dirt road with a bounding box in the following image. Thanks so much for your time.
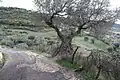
[0,47,68,80]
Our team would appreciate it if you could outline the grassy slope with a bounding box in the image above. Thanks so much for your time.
[73,36,109,50]
[8,28,109,50]
[9,29,57,37]
[0,7,110,50]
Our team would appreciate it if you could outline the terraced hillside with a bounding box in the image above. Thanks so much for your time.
[0,7,110,53]
[0,7,45,29]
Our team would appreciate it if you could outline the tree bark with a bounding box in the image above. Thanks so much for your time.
[95,65,102,80]
[71,47,79,64]
[53,37,73,59]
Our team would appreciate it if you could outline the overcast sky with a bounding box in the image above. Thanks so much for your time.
[0,0,120,23]
[0,0,35,10]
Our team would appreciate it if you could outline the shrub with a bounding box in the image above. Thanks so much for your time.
[107,47,113,52]
[7,30,12,32]
[34,37,47,45]
[47,44,59,55]
[84,37,89,41]
[26,40,34,46]
[44,37,51,40]
[0,31,6,36]
[29,37,49,52]
[113,43,119,48]
[0,39,14,48]
[4,30,14,35]
[12,35,28,45]
[91,38,95,44]
[0,36,5,41]
[14,43,28,50]
[47,40,55,45]
[82,71,96,80]
[19,31,28,34]
[28,36,35,40]
[22,31,28,34]
[30,44,48,52]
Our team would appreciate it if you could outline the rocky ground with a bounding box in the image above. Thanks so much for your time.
[0,46,78,80]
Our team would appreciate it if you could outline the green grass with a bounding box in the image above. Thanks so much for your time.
[1,28,110,51]
[11,29,109,50]
[56,58,80,69]
[73,36,109,50]
[81,71,97,80]
[8,29,57,37]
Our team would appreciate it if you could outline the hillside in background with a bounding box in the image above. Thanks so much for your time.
[0,7,47,31]
[0,7,120,32]
[0,7,44,27]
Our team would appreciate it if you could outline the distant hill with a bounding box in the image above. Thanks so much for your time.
[0,7,120,32]
[0,7,43,27]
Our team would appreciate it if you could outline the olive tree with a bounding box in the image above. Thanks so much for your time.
[34,0,120,58]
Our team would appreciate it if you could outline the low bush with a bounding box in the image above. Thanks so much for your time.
[82,71,96,80]
[47,40,55,45]
[0,39,14,48]
[113,43,119,48]
[14,43,28,50]
[84,37,89,41]
[91,38,95,44]
[107,47,113,52]
[26,40,34,46]
[44,37,51,40]
[30,44,48,52]
[0,31,6,36]
[12,35,28,45]
[28,35,35,40]
[19,31,28,34]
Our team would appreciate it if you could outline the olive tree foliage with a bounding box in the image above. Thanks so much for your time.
[34,0,120,57]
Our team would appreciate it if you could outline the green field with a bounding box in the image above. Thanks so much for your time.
[73,36,109,50]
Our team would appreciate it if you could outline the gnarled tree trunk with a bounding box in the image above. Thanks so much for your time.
[53,36,73,59]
